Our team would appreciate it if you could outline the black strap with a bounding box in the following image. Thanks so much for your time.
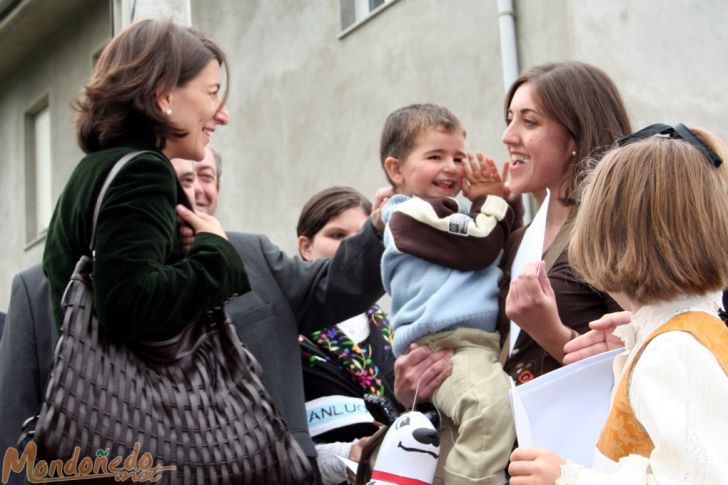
[89,150,157,252]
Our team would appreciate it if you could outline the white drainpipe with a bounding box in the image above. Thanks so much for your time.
[497,0,536,218]
[497,0,519,93]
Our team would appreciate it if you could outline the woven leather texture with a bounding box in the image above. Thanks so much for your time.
[34,255,314,484]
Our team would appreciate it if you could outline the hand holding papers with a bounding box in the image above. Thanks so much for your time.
[509,348,622,467]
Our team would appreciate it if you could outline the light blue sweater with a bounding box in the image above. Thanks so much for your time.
[381,195,506,357]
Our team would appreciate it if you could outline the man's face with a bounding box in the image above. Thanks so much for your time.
[170,158,196,208]
[195,148,220,216]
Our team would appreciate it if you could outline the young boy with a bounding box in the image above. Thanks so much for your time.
[379,103,515,485]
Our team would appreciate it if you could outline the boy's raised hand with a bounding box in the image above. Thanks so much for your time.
[462,152,508,201]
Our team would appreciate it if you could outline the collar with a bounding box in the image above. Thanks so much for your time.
[337,313,370,343]
[614,292,721,352]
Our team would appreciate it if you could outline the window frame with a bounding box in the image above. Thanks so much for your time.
[24,96,53,248]
[339,0,399,38]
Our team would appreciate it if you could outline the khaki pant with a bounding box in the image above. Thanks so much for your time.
[418,327,515,485]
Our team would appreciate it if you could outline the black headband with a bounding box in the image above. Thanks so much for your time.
[617,123,723,168]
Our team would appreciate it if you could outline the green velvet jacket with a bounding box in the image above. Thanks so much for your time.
[42,145,250,341]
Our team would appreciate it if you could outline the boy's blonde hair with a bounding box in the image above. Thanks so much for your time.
[570,130,728,305]
[379,103,465,185]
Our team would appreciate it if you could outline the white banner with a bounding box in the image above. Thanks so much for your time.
[305,395,374,437]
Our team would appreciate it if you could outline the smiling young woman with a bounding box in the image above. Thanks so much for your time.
[502,82,576,204]
[500,61,632,382]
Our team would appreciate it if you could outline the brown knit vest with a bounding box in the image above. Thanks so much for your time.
[596,311,728,461]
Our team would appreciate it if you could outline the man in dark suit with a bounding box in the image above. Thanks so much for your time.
[0,148,387,484]
[0,312,5,340]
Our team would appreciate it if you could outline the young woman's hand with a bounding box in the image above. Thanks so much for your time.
[509,447,565,485]
[462,152,509,201]
[394,343,453,408]
[562,311,630,364]
[176,205,228,241]
[506,261,572,362]
[370,186,396,234]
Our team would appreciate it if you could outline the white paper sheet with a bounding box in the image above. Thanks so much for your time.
[508,348,622,467]
[337,455,358,475]
[509,190,550,353]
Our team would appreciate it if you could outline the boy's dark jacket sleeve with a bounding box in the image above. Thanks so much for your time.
[387,195,513,271]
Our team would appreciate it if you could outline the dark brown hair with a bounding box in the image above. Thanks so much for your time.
[379,103,466,185]
[76,19,229,153]
[505,61,631,204]
[296,186,372,240]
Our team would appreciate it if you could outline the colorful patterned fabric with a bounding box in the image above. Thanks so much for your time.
[302,305,394,397]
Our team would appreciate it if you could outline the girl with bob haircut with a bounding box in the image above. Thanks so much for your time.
[509,126,728,484]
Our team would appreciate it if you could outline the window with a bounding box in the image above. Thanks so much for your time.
[25,99,52,245]
[340,0,397,36]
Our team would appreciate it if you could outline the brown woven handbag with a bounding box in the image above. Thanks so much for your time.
[28,151,314,484]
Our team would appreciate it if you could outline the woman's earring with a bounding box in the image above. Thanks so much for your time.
[165,108,173,116]
[571,150,577,157]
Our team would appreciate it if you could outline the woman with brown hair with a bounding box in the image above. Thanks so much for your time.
[43,19,246,341]
[499,60,632,383]
[38,18,276,483]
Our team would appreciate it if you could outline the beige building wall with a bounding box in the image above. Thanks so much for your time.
[1,0,727,308]
[191,0,728,259]
[0,0,108,308]
[517,0,728,138]
[192,0,511,254]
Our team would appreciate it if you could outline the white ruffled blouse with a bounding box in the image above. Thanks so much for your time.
[557,292,728,485]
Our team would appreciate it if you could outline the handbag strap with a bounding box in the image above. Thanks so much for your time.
[89,150,158,252]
